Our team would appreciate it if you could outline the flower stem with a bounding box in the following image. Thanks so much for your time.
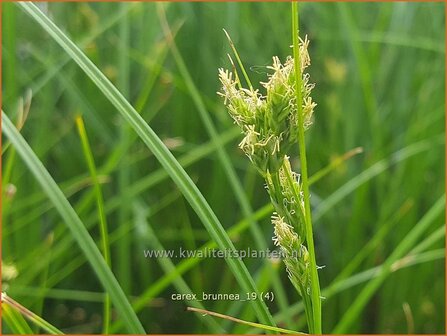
[291,2,322,334]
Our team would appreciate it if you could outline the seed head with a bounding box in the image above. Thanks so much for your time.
[218,36,316,175]
[266,156,306,238]
[219,34,316,300]
[271,214,311,296]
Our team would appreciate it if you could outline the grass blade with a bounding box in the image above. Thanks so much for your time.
[133,202,224,333]
[17,2,274,326]
[2,302,34,334]
[157,4,282,326]
[314,135,444,222]
[2,293,63,334]
[2,113,145,334]
[248,248,445,334]
[75,115,111,334]
[332,194,445,333]
[187,307,304,335]
[110,203,274,333]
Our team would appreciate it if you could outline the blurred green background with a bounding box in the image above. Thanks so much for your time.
[2,2,445,334]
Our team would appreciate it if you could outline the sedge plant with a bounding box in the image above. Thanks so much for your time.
[218,3,322,333]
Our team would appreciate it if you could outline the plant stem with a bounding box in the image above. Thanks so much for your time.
[291,2,322,334]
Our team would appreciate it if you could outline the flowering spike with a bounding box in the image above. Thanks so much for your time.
[218,35,316,304]
[218,38,315,176]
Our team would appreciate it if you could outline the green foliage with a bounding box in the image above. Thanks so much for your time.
[2,2,444,334]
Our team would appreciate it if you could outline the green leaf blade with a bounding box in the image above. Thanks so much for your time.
[2,113,145,334]
[17,1,274,327]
